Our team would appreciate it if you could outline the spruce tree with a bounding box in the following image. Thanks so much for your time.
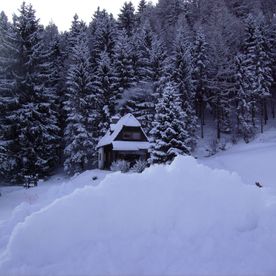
[243,15,272,132]
[131,20,154,81]
[68,14,87,53]
[136,0,148,25]
[93,50,117,135]
[118,2,136,37]
[233,54,254,142]
[88,8,117,64]
[113,30,136,104]
[150,82,191,164]
[192,27,209,138]
[267,16,276,118]
[64,36,98,175]
[149,35,168,95]
[0,11,18,182]
[170,27,198,148]
[171,26,193,109]
[3,3,62,183]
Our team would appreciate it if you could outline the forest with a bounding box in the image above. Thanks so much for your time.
[0,0,276,184]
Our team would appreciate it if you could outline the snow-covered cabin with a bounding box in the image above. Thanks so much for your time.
[96,114,150,169]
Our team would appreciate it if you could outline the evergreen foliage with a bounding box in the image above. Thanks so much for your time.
[64,35,98,175]
[118,2,136,37]
[150,83,192,164]
[1,0,276,182]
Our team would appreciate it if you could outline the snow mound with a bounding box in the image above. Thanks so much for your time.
[1,156,276,275]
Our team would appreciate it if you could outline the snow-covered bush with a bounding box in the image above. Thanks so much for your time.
[131,159,148,173]
[207,138,228,156]
[110,160,130,173]
[207,139,219,156]
[219,138,227,151]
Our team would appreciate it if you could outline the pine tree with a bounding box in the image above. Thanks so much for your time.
[155,0,184,49]
[226,0,251,18]
[93,50,117,135]
[149,35,168,95]
[255,24,273,132]
[204,1,240,139]
[136,0,148,25]
[68,14,87,52]
[11,3,61,182]
[150,82,191,164]
[267,16,276,118]
[171,25,193,109]
[113,30,136,105]
[169,27,198,148]
[1,3,63,183]
[88,8,117,64]
[131,19,154,81]
[243,15,273,132]
[0,11,18,182]
[192,27,209,138]
[45,25,67,129]
[118,2,136,37]
[64,35,98,175]
[233,54,255,142]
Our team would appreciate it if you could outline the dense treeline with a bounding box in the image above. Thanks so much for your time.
[0,0,276,184]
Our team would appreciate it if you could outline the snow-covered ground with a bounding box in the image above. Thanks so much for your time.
[0,127,276,275]
[200,127,276,188]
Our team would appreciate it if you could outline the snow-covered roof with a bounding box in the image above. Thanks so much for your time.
[97,113,148,149]
[112,141,150,151]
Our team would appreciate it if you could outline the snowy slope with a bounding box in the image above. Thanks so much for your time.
[200,127,276,188]
[0,156,276,275]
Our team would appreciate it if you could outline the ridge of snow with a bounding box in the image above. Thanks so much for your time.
[0,156,276,275]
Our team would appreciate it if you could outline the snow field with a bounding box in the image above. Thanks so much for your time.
[201,127,276,188]
[0,156,276,275]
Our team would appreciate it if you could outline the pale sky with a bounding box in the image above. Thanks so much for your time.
[1,0,157,32]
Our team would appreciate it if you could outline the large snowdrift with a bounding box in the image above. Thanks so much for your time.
[0,156,276,275]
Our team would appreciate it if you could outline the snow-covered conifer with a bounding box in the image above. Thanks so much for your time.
[118,2,136,37]
[88,9,117,63]
[93,51,117,135]
[12,3,62,181]
[192,27,209,138]
[113,30,136,103]
[0,11,18,181]
[150,82,192,164]
[233,54,255,142]
[243,15,272,132]
[64,36,98,175]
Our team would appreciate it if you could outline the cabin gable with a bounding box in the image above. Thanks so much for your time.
[115,126,148,142]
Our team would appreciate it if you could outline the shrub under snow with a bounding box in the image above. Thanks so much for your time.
[110,159,130,173]
[131,159,148,173]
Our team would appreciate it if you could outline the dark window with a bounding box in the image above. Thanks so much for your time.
[122,131,141,140]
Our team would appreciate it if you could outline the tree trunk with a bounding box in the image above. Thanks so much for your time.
[264,99,268,125]
[202,102,205,125]
[217,115,220,139]
[271,99,275,119]
[216,100,220,140]
[200,100,204,139]
[251,102,255,127]
[260,101,264,134]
